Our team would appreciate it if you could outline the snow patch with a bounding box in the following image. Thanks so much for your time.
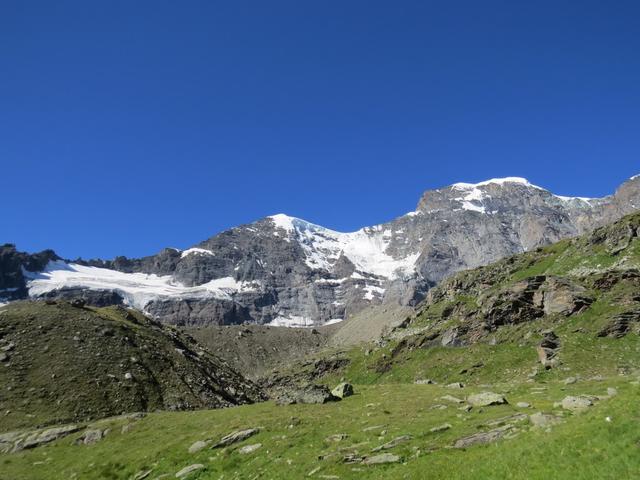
[267,315,316,328]
[180,248,214,258]
[363,284,385,301]
[24,261,259,312]
[324,318,344,326]
[452,177,544,190]
[554,195,594,203]
[267,215,420,279]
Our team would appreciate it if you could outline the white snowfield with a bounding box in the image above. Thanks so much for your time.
[25,261,260,312]
[180,247,215,258]
[268,214,419,278]
[267,316,344,327]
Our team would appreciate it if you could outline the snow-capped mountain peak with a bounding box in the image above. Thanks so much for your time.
[5,175,640,328]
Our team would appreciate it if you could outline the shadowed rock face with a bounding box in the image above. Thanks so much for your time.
[4,176,640,327]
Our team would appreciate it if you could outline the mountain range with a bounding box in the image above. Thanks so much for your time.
[2,175,639,327]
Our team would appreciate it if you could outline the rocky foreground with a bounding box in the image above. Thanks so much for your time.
[0,301,264,431]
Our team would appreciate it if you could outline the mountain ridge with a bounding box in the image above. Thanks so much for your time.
[2,175,639,327]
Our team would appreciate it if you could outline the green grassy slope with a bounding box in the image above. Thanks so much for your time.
[1,377,638,480]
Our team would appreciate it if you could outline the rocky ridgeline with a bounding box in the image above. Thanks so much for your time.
[393,211,640,349]
[2,176,640,327]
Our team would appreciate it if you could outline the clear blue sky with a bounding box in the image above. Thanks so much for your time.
[2,1,639,259]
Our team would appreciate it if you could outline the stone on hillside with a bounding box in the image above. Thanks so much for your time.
[516,402,531,408]
[188,440,209,454]
[212,428,259,449]
[132,470,153,480]
[467,392,508,407]
[446,382,465,389]
[326,433,349,442]
[441,328,460,347]
[440,395,464,404]
[414,379,435,385]
[607,387,618,397]
[238,443,262,454]
[363,453,401,465]
[362,424,386,432]
[0,352,8,362]
[597,310,640,338]
[561,396,594,412]
[275,385,339,406]
[453,426,512,448]
[529,412,563,428]
[77,429,104,445]
[17,424,82,450]
[542,277,593,316]
[563,377,577,385]
[537,330,560,369]
[331,382,354,399]
[70,298,86,308]
[371,435,412,452]
[430,423,452,433]
[175,464,204,478]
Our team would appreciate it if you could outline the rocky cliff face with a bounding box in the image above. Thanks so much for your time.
[5,176,640,326]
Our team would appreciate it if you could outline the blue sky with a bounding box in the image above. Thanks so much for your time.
[2,1,639,259]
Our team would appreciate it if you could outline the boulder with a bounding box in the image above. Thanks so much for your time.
[441,328,460,347]
[440,395,464,404]
[467,392,508,407]
[446,382,465,389]
[238,443,262,454]
[529,412,563,428]
[537,330,560,368]
[187,440,209,454]
[325,433,348,442]
[597,310,640,338]
[414,379,435,385]
[542,277,592,316]
[363,453,401,465]
[77,429,104,445]
[17,425,82,450]
[331,382,354,399]
[175,464,204,478]
[211,428,259,449]
[275,385,339,405]
[453,425,512,448]
[561,396,594,412]
[430,423,452,433]
[371,435,412,452]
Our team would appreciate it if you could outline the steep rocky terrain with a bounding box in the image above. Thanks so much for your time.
[3,175,640,327]
[0,301,264,431]
[263,211,640,389]
[3,212,640,480]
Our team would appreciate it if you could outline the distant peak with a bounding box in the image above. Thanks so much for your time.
[267,214,336,234]
[630,174,640,181]
[451,177,544,190]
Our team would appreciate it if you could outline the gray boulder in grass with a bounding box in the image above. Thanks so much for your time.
[467,392,508,407]
[332,382,354,399]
